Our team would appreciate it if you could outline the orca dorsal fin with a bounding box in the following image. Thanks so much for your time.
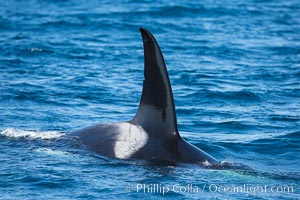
[132,28,179,138]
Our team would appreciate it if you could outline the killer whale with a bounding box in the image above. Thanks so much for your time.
[70,28,219,165]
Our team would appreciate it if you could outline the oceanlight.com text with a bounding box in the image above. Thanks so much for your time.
[125,183,295,195]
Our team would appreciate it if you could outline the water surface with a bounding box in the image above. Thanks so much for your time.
[0,0,299,199]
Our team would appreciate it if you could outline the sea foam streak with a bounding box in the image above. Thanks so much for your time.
[0,128,65,139]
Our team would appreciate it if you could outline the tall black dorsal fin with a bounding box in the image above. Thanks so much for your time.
[132,28,179,138]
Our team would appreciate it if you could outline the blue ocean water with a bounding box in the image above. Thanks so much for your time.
[0,0,299,199]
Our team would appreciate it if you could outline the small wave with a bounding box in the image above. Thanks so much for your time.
[269,114,300,122]
[206,90,262,102]
[33,148,70,156]
[0,128,65,139]
[0,58,27,65]
[41,19,86,28]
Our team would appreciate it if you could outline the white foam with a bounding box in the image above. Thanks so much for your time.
[0,128,65,139]
[202,160,213,167]
[34,148,69,156]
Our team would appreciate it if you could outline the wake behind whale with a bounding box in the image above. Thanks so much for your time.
[70,28,219,166]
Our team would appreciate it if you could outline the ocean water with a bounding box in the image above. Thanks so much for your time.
[0,0,299,199]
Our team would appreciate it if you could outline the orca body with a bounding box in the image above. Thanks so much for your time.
[70,28,218,165]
